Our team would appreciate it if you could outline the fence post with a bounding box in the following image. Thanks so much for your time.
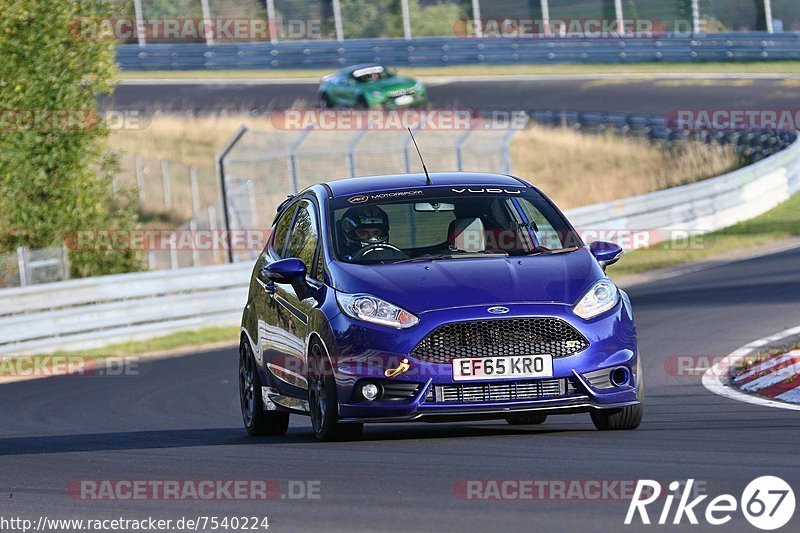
[133,0,146,47]
[501,128,519,174]
[200,0,215,46]
[190,166,201,216]
[764,0,774,33]
[455,130,472,171]
[16,247,29,288]
[216,126,249,263]
[61,245,70,281]
[134,154,145,206]
[189,219,200,267]
[288,128,313,195]
[207,204,220,263]
[332,0,344,41]
[246,180,258,229]
[401,0,412,40]
[161,160,172,210]
[691,0,701,35]
[614,0,624,36]
[266,0,278,44]
[471,0,482,38]
[540,0,551,37]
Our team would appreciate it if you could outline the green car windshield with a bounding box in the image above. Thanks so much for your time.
[352,66,393,83]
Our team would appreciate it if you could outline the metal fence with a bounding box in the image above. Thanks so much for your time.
[218,109,796,263]
[119,1,800,47]
[0,247,69,289]
[117,32,800,70]
[220,116,523,261]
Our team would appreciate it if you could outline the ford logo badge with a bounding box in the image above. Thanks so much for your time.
[487,306,510,315]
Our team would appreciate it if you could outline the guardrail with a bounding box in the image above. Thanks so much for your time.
[0,263,251,355]
[1,126,798,355]
[116,33,800,70]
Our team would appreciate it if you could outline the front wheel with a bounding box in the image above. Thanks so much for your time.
[239,341,289,436]
[590,404,642,430]
[308,343,363,442]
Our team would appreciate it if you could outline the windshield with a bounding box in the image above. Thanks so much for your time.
[352,66,393,83]
[331,187,581,264]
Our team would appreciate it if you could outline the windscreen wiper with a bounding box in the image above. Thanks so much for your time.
[391,251,508,264]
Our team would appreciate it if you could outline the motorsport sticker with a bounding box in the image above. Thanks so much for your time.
[347,190,424,204]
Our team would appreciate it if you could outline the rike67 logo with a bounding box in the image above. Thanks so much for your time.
[626,477,795,530]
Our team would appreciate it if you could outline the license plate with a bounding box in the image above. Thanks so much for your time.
[394,95,414,106]
[452,355,553,381]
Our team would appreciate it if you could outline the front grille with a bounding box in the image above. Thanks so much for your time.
[410,318,589,364]
[425,378,571,403]
[386,87,416,98]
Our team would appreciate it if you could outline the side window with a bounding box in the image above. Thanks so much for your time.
[272,204,297,258]
[285,201,319,268]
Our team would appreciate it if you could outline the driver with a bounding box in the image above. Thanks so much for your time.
[340,205,390,258]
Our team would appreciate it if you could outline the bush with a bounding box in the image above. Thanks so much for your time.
[0,0,143,278]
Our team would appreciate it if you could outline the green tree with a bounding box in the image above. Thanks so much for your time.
[0,0,142,278]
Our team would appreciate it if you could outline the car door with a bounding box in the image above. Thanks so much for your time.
[268,198,324,397]
[253,202,297,376]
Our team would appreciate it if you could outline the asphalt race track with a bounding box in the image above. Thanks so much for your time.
[103,77,800,115]
[1,246,799,532]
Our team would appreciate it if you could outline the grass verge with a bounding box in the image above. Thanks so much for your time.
[117,61,800,80]
[611,192,800,276]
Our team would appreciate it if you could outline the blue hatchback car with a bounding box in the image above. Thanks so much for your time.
[239,172,643,441]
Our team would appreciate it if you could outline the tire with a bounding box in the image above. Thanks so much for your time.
[506,413,547,425]
[239,341,290,436]
[355,96,369,109]
[590,404,642,430]
[308,342,364,442]
[319,93,333,109]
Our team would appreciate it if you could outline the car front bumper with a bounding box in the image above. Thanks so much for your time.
[328,296,641,423]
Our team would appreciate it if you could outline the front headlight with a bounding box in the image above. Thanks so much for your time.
[573,279,619,320]
[336,292,419,329]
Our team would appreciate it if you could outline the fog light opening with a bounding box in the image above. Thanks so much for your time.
[361,382,381,401]
[609,367,631,388]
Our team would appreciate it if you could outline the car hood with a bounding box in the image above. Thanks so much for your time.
[369,77,418,92]
[328,248,604,314]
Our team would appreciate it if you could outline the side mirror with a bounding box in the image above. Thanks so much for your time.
[589,241,623,270]
[259,258,307,285]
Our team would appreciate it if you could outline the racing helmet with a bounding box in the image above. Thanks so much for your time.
[340,206,390,250]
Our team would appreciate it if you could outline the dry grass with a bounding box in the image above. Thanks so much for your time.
[109,115,740,221]
[108,115,276,222]
[510,126,739,210]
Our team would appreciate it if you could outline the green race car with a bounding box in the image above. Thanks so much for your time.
[318,64,428,109]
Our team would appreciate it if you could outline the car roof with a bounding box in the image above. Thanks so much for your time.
[321,172,529,198]
[341,63,383,74]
